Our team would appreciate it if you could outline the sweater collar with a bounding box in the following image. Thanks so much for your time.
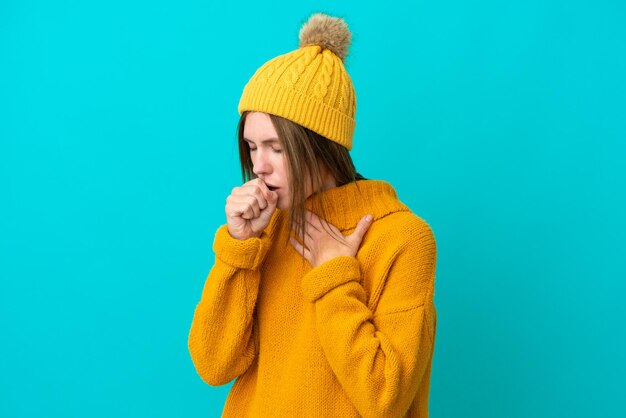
[300,179,411,231]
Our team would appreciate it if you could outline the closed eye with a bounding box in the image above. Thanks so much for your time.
[249,147,282,153]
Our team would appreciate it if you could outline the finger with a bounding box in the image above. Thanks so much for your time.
[238,183,269,210]
[306,211,342,240]
[246,195,261,218]
[325,220,342,236]
[226,198,254,220]
[240,205,255,220]
[304,210,322,232]
[266,189,278,207]
[252,178,273,202]
[292,224,314,249]
[350,214,373,243]
[292,231,313,255]
[231,187,265,214]
[237,180,270,205]
[230,195,260,219]
[289,236,312,264]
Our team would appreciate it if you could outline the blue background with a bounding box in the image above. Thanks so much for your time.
[1,1,625,417]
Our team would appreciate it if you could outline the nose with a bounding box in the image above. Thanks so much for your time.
[252,149,272,177]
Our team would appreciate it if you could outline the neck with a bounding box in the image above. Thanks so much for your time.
[321,170,337,191]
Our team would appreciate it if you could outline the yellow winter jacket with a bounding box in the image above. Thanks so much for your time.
[188,179,438,417]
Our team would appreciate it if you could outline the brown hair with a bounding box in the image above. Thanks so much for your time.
[237,111,367,262]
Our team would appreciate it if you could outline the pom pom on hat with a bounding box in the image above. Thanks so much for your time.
[238,12,357,150]
[299,13,352,63]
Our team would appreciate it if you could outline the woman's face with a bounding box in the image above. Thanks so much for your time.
[243,112,292,209]
[243,111,336,210]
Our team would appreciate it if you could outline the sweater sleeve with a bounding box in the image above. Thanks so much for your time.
[300,221,437,418]
[188,224,272,386]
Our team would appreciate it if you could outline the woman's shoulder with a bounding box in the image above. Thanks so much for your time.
[371,210,436,249]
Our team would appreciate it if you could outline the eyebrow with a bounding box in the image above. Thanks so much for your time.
[243,137,280,145]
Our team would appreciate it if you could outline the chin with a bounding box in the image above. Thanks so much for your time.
[276,198,289,210]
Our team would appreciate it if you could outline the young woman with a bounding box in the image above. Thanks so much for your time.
[188,13,438,418]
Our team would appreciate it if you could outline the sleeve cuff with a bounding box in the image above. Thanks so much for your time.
[212,224,272,270]
[301,256,362,303]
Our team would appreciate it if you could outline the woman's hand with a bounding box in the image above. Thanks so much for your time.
[289,210,373,268]
[226,178,278,240]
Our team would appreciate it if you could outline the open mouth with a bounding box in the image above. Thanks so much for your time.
[267,185,278,191]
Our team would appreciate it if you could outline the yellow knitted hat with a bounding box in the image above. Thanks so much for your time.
[238,13,356,150]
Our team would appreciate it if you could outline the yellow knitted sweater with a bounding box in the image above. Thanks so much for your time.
[188,179,437,417]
